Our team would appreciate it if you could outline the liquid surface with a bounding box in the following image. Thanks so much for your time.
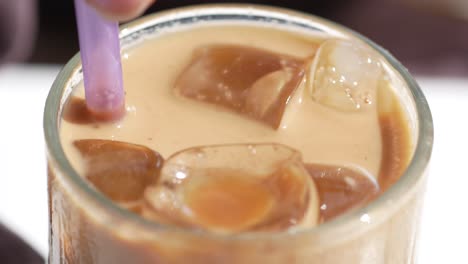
[60,24,410,233]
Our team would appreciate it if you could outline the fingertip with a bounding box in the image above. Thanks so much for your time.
[86,0,155,21]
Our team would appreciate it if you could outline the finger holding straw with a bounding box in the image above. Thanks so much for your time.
[86,0,155,21]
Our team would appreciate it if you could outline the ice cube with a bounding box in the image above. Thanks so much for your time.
[73,139,164,202]
[175,45,305,128]
[143,144,319,234]
[305,164,379,222]
[308,39,383,111]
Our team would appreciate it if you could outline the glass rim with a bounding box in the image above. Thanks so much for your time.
[44,3,434,242]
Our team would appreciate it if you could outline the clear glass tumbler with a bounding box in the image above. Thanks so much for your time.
[44,4,433,264]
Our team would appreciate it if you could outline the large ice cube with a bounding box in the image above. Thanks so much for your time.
[144,144,319,234]
[306,164,379,221]
[309,39,383,111]
[73,139,164,202]
[175,45,306,128]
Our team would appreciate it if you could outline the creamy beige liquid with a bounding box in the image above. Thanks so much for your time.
[59,24,411,235]
[61,25,382,179]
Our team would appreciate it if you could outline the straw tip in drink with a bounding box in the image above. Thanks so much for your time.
[87,101,126,122]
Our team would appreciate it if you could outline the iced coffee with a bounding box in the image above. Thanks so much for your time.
[45,5,433,264]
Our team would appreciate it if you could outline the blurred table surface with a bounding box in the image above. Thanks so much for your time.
[0,64,467,263]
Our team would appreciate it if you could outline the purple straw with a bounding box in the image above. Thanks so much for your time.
[74,0,125,121]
